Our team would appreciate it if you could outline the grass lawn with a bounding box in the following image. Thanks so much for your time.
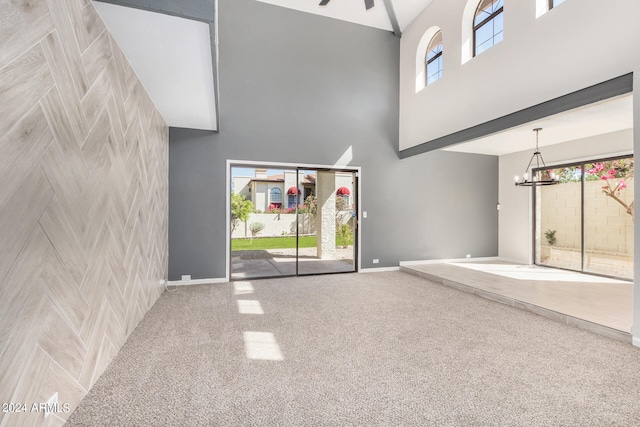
[232,235,350,251]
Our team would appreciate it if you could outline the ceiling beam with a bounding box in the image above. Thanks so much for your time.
[381,0,401,37]
[398,73,633,158]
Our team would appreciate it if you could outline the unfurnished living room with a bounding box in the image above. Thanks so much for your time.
[2,0,640,425]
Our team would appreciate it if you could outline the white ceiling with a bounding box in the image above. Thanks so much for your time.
[92,2,217,131]
[443,95,634,156]
[255,0,435,32]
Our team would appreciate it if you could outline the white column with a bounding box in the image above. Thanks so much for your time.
[316,171,336,259]
[283,170,297,208]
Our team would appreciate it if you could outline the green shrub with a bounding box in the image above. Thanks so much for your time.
[544,229,557,246]
[249,222,265,237]
[337,223,353,248]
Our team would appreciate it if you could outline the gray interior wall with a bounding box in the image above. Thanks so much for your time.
[168,0,498,280]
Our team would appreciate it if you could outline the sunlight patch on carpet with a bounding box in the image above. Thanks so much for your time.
[237,300,264,315]
[234,281,255,295]
[243,331,284,361]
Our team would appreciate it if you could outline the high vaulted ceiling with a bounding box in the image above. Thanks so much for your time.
[92,0,633,153]
[255,0,436,34]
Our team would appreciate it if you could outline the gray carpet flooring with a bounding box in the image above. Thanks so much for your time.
[68,271,640,426]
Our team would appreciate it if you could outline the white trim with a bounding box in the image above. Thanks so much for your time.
[360,266,401,273]
[633,336,640,348]
[357,168,362,273]
[227,159,362,276]
[399,256,501,266]
[228,159,362,172]
[168,277,228,286]
[225,161,231,282]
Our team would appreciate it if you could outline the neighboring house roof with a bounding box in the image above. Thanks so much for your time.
[250,173,318,184]
[250,174,285,183]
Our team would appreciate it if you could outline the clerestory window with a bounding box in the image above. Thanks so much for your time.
[425,31,443,86]
[474,0,504,57]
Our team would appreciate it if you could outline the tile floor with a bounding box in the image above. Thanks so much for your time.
[401,260,632,343]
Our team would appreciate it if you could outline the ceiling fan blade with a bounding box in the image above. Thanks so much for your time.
[364,0,374,10]
[319,0,331,6]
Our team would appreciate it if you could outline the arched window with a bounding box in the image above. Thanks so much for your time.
[415,26,441,92]
[473,0,503,56]
[336,187,350,209]
[270,187,282,203]
[425,31,443,86]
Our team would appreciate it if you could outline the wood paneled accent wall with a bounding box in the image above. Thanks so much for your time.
[0,0,168,425]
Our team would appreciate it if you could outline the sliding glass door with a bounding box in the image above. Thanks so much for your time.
[534,155,633,280]
[535,165,583,271]
[230,165,358,280]
[297,169,357,276]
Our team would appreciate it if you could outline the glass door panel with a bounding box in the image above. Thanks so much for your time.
[535,166,582,271]
[230,166,299,279]
[583,159,634,279]
[297,169,357,276]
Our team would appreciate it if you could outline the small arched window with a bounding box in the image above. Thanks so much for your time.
[270,187,282,203]
[474,0,503,56]
[425,31,443,86]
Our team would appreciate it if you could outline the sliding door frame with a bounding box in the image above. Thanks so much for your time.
[226,159,361,281]
[532,153,633,281]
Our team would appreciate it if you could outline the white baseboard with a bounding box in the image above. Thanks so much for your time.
[633,336,640,348]
[399,256,500,266]
[167,277,229,286]
[359,266,400,273]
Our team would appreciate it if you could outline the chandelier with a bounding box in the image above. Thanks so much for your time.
[514,128,560,187]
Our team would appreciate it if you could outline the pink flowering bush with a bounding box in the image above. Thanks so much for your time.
[586,159,634,220]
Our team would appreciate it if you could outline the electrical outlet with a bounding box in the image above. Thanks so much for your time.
[466,254,471,259]
[181,275,191,281]
[44,392,58,419]
[372,259,379,264]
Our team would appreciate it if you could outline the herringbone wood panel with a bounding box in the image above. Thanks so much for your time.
[0,1,168,425]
